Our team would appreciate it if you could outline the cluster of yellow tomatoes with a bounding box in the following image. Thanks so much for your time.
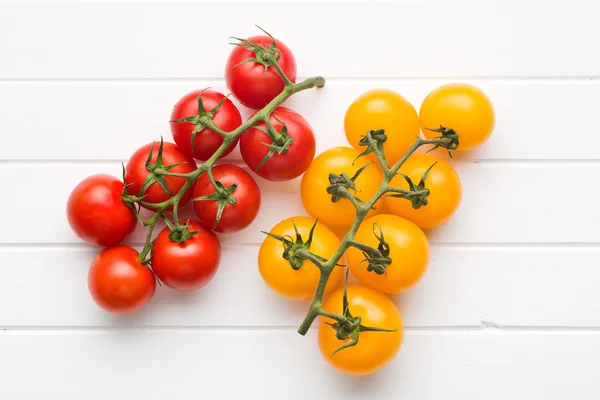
[258,83,495,375]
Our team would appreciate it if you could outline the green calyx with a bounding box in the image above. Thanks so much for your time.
[425,125,460,157]
[326,162,373,205]
[120,139,191,215]
[326,271,397,357]
[354,129,389,168]
[230,25,281,73]
[392,162,436,209]
[359,223,392,275]
[170,88,230,151]
[254,114,294,171]
[120,163,144,223]
[164,218,200,244]
[192,180,238,230]
[262,218,325,271]
[136,138,188,201]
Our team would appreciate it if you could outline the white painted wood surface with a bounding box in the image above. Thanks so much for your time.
[1,1,599,398]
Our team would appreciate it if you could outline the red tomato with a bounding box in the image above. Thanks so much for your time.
[225,35,297,109]
[240,107,316,181]
[88,246,156,314]
[124,141,197,209]
[170,89,242,161]
[151,220,221,292]
[192,164,261,233]
[66,174,137,246]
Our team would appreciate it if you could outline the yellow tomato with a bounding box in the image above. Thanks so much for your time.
[420,83,495,151]
[385,154,462,228]
[258,216,344,300]
[344,89,420,166]
[300,147,383,231]
[318,285,403,376]
[347,214,429,294]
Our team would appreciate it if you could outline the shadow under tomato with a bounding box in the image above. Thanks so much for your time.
[150,281,215,306]
[95,278,218,329]
[323,357,397,392]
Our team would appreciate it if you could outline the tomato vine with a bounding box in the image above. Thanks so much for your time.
[120,41,325,264]
[123,26,456,350]
[292,130,457,337]
[74,26,488,363]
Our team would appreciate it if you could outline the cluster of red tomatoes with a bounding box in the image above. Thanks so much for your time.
[66,33,317,314]
[259,84,495,375]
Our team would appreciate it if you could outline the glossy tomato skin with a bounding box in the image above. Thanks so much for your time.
[170,89,242,161]
[151,220,221,292]
[258,216,344,300]
[300,147,383,232]
[225,35,297,109]
[192,164,261,233]
[124,142,197,209]
[241,107,316,181]
[385,154,462,229]
[347,214,429,294]
[67,174,137,246]
[318,285,403,376]
[420,83,495,151]
[345,89,420,165]
[88,246,156,314]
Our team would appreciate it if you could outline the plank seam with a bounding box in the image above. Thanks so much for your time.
[2,326,600,333]
[1,243,600,249]
[0,76,598,83]
[2,159,600,165]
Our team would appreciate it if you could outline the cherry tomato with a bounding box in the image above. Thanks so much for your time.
[344,89,420,165]
[318,285,403,376]
[346,214,429,294]
[420,83,495,151]
[385,154,462,228]
[258,216,344,300]
[151,220,221,292]
[241,107,316,181]
[192,164,261,233]
[66,174,136,246]
[300,147,383,232]
[225,35,297,109]
[124,141,197,209]
[88,245,156,314]
[170,89,242,161]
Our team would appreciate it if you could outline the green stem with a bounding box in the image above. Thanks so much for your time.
[319,309,348,324]
[373,150,390,170]
[385,187,412,195]
[294,248,326,271]
[297,268,332,335]
[171,199,180,225]
[137,212,162,263]
[160,171,192,178]
[206,168,225,195]
[297,137,445,335]
[269,57,294,86]
[134,75,327,263]
[200,117,228,137]
[340,187,363,210]
[347,240,382,257]
[264,117,285,146]
[386,187,430,198]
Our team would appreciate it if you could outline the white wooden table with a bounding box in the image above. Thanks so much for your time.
[1,1,599,398]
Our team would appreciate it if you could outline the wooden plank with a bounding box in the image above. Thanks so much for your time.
[2,81,598,161]
[2,246,598,327]
[1,330,598,399]
[0,162,597,245]
[0,2,597,78]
